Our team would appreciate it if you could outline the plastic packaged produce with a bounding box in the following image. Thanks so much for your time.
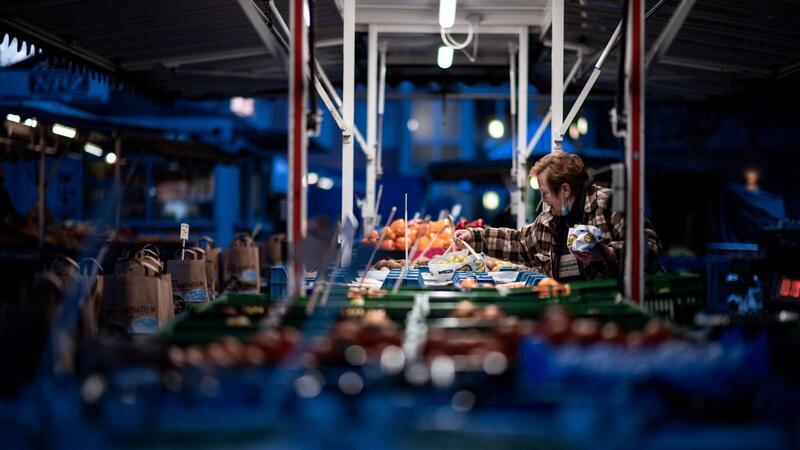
[567,224,603,253]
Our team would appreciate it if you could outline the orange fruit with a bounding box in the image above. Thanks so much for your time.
[417,235,432,250]
[395,237,410,250]
[429,220,446,233]
[381,226,396,241]
[538,278,559,287]
[390,219,406,236]
[380,239,395,251]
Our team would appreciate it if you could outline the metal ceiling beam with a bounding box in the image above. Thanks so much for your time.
[171,68,284,80]
[646,0,696,69]
[373,24,532,35]
[123,47,271,70]
[777,60,800,79]
[356,7,548,30]
[0,16,118,72]
[236,0,286,70]
[384,54,511,66]
[0,0,80,14]
[660,56,770,76]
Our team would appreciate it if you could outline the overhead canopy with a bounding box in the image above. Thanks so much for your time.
[1,1,798,100]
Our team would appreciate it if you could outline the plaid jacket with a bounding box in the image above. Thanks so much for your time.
[469,184,662,279]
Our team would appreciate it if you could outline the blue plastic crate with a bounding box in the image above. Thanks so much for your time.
[452,271,495,286]
[270,264,288,283]
[515,271,547,286]
[381,269,425,289]
[269,265,288,299]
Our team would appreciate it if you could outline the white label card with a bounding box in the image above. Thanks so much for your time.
[558,254,581,279]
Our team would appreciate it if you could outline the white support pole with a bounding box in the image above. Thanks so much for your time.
[364,26,378,236]
[551,0,564,152]
[525,53,583,158]
[509,44,519,226]
[625,0,645,304]
[288,0,308,294]
[515,26,529,229]
[646,0,696,69]
[377,42,387,178]
[315,77,347,130]
[559,0,670,137]
[559,23,621,138]
[268,0,370,157]
[342,0,355,258]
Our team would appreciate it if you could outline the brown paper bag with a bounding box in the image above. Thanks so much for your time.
[167,247,210,313]
[223,234,260,293]
[260,233,286,279]
[198,236,221,298]
[99,255,174,337]
[30,257,80,319]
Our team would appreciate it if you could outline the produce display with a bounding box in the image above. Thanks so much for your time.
[11,247,792,450]
[360,218,487,253]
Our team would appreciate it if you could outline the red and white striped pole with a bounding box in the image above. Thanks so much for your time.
[288,0,308,295]
[625,0,645,303]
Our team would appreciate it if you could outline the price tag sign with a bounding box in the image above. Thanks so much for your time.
[180,223,190,241]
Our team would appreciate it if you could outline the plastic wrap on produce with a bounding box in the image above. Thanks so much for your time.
[428,250,486,281]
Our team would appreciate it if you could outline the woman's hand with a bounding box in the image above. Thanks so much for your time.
[453,229,473,250]
[572,243,616,265]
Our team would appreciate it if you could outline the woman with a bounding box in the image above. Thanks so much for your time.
[454,152,662,281]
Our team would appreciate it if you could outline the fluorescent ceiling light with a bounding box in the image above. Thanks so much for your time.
[83,142,103,157]
[105,152,117,164]
[23,118,38,128]
[437,45,454,69]
[6,114,20,123]
[52,123,77,139]
[307,172,319,185]
[529,177,539,190]
[439,0,457,29]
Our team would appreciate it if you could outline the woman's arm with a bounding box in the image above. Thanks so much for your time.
[467,224,550,273]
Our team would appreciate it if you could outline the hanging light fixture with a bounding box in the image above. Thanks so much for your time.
[439,0,457,29]
[437,45,454,69]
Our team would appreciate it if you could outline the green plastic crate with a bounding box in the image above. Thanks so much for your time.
[643,273,704,326]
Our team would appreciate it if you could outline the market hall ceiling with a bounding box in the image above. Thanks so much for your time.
[1,0,798,100]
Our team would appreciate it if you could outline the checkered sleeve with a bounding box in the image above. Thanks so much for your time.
[469,224,550,274]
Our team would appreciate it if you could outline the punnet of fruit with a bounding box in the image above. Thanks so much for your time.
[428,249,486,281]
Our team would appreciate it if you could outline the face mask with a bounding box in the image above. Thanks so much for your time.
[560,188,572,216]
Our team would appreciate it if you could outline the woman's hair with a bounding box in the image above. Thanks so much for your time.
[530,152,589,193]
